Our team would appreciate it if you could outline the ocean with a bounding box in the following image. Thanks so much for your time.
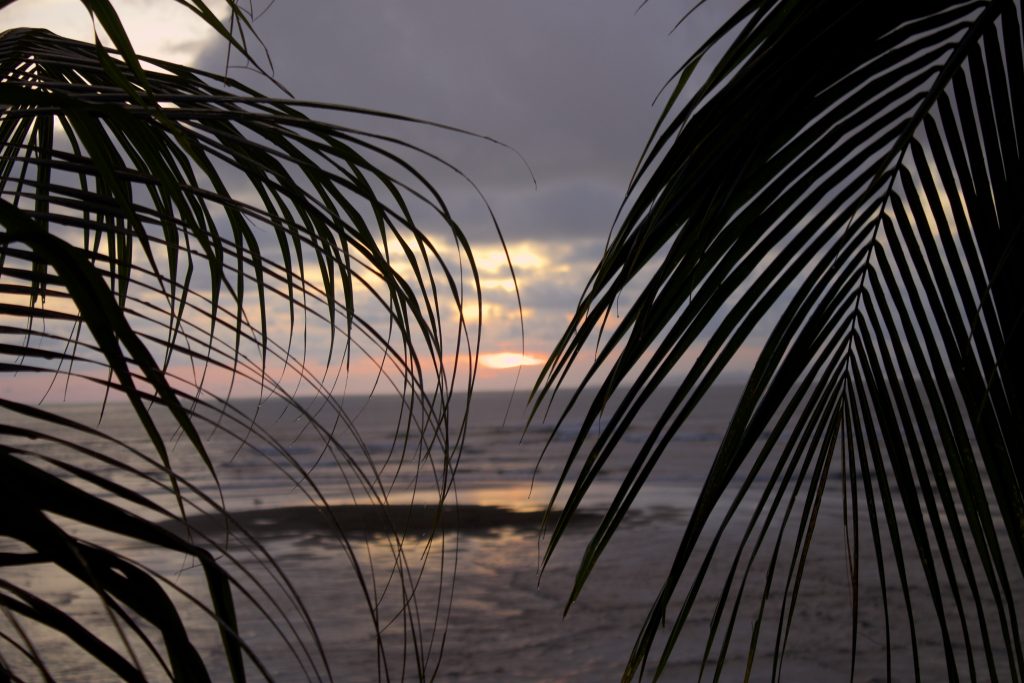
[1,384,1020,681]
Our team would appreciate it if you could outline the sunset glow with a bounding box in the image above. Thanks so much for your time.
[479,352,545,369]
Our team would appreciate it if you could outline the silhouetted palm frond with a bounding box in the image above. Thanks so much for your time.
[0,17,484,681]
[538,1,1024,680]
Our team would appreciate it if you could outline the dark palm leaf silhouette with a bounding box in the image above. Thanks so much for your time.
[537,1,1024,680]
[1,5,484,680]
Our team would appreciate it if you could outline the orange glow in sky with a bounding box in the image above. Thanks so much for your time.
[479,352,545,370]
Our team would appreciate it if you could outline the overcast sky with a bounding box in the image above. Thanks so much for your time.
[4,0,738,394]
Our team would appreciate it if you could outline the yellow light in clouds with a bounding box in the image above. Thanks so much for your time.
[474,243,551,275]
[480,352,545,369]
[3,1,222,66]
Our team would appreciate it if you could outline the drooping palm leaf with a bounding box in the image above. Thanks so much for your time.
[0,18,485,682]
[537,1,1024,680]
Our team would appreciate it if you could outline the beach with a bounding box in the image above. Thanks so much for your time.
[2,385,1021,681]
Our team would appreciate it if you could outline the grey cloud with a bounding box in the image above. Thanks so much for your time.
[195,0,715,203]
[485,178,623,241]
[188,1,738,358]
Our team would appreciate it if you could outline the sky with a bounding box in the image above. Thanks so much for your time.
[2,0,743,397]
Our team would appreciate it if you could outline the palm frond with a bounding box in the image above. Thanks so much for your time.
[0,25,485,681]
[537,1,1024,680]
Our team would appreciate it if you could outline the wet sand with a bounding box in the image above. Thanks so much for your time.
[168,503,599,538]
[162,496,1024,682]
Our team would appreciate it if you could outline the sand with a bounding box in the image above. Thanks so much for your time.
[167,503,598,539]
[154,495,1023,682]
